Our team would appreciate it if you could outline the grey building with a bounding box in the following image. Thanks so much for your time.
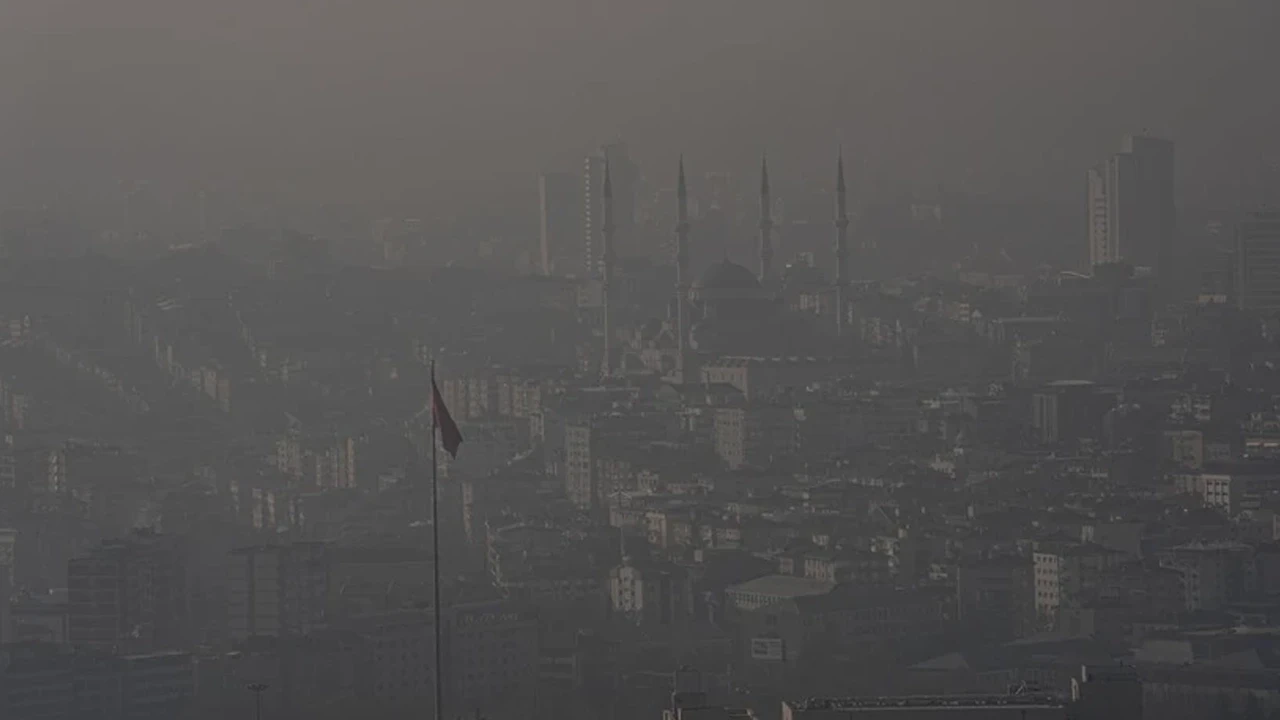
[538,171,579,276]
[1106,135,1175,279]
[1236,212,1280,312]
[1087,164,1112,268]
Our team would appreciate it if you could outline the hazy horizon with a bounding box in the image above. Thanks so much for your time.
[4,5,1280,720]
[3,0,1280,218]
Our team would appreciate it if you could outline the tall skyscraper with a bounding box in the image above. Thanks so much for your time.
[1087,165,1113,267]
[758,155,774,284]
[833,150,850,337]
[674,157,691,382]
[538,172,579,276]
[1236,212,1280,312]
[584,141,637,278]
[1106,135,1175,277]
[600,158,616,379]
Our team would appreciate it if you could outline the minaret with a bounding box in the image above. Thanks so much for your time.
[601,155,616,379]
[834,149,849,337]
[758,154,774,284]
[675,156,691,381]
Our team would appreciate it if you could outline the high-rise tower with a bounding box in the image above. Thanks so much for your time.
[675,156,691,380]
[600,156,616,379]
[1236,212,1280,313]
[833,150,849,336]
[539,172,579,276]
[758,155,774,284]
[1103,135,1175,281]
[1087,165,1113,268]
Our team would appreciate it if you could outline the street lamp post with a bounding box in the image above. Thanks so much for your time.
[246,682,269,720]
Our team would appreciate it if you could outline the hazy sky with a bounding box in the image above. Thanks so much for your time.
[2,0,1279,217]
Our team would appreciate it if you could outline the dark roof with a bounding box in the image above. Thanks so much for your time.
[694,260,761,291]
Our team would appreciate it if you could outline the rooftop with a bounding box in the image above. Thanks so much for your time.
[786,694,1065,712]
[726,574,835,598]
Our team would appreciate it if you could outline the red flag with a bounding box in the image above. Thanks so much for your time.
[431,379,463,458]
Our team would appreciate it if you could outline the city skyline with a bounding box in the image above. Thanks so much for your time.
[7,3,1280,720]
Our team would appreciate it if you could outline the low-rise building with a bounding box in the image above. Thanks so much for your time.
[782,694,1067,720]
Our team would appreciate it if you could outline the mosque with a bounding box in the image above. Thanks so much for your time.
[600,152,856,382]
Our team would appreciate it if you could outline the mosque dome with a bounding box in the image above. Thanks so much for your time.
[693,260,761,291]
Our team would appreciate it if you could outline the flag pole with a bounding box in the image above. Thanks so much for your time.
[431,358,444,720]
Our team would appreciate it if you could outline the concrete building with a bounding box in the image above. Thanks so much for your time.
[1087,165,1113,268]
[0,435,14,490]
[665,706,756,720]
[274,432,357,490]
[442,420,521,481]
[563,415,663,512]
[10,599,70,644]
[700,356,847,403]
[725,575,835,614]
[227,543,329,641]
[1080,522,1144,560]
[955,557,1034,640]
[339,608,437,710]
[448,600,540,720]
[0,643,75,719]
[564,421,596,510]
[734,586,952,678]
[782,694,1068,720]
[1107,134,1175,280]
[0,644,194,719]
[714,405,797,470]
[0,528,15,588]
[1198,462,1280,515]
[796,401,866,460]
[1070,664,1142,720]
[1033,544,1126,627]
[0,568,9,644]
[119,651,196,720]
[1236,211,1280,313]
[67,531,189,652]
[326,545,434,618]
[485,523,602,609]
[609,559,695,629]
[1164,429,1205,469]
[1202,472,1260,515]
[1157,541,1254,612]
[662,668,756,720]
[802,550,891,585]
[1029,381,1120,445]
[1140,663,1280,718]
